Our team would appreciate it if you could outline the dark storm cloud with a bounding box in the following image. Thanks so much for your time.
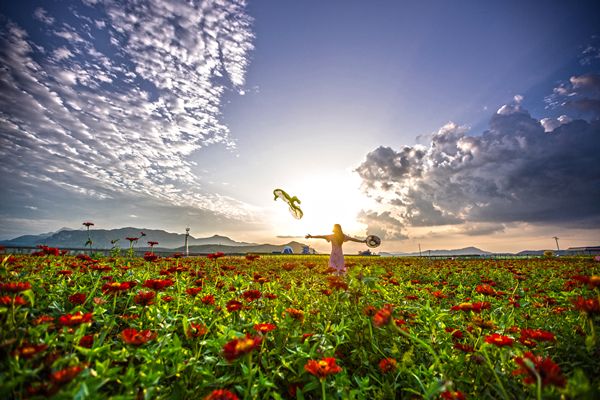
[356,104,600,230]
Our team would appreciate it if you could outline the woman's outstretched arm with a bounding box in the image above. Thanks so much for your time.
[346,236,367,243]
[305,234,329,240]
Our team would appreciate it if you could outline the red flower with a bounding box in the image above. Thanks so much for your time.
[0,295,27,306]
[445,327,464,339]
[440,390,466,400]
[201,294,215,305]
[226,299,243,312]
[223,334,262,361]
[51,365,84,385]
[453,342,475,353]
[78,335,94,348]
[264,293,277,300]
[58,312,92,326]
[143,252,159,262]
[513,352,566,388]
[451,301,491,313]
[304,357,343,379]
[378,357,398,374]
[571,296,600,315]
[68,293,86,305]
[102,281,137,294]
[121,328,156,346]
[162,295,174,302]
[147,241,159,247]
[186,322,208,338]
[134,291,156,306]
[245,254,260,262]
[207,252,225,260]
[204,389,239,400]
[13,343,48,359]
[143,279,174,291]
[520,328,555,344]
[484,333,514,347]
[373,304,393,327]
[253,323,276,333]
[186,287,203,297]
[126,237,138,243]
[0,282,31,293]
[242,289,261,302]
[82,222,94,227]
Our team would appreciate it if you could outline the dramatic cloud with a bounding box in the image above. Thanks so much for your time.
[356,99,600,234]
[0,0,255,220]
[356,210,408,240]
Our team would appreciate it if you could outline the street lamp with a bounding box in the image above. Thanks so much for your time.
[185,227,190,257]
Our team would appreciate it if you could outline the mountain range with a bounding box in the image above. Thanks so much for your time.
[379,246,492,257]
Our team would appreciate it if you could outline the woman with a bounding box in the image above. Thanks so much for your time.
[305,224,365,274]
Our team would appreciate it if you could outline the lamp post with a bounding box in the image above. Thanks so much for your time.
[185,227,190,257]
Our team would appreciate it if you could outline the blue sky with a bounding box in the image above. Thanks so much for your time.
[1,0,599,252]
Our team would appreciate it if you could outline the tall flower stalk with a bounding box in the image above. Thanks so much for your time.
[82,222,94,251]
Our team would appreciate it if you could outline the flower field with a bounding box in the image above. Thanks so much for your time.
[1,252,599,399]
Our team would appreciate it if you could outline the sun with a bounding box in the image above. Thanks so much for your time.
[269,168,374,240]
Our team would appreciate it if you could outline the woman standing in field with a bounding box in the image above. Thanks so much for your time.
[305,224,365,274]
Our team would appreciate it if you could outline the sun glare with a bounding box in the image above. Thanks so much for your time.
[269,169,372,241]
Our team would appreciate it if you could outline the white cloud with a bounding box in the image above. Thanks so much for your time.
[0,1,256,221]
[33,8,55,25]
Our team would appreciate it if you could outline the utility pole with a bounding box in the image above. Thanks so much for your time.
[553,236,560,254]
[185,227,190,257]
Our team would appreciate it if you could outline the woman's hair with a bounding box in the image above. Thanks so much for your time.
[332,224,344,245]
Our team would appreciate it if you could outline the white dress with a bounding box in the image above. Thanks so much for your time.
[327,234,349,274]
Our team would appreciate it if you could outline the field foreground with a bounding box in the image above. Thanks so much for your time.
[1,253,599,399]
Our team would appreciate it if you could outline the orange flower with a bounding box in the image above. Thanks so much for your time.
[304,357,342,379]
[121,328,156,346]
[484,333,513,347]
[284,308,305,322]
[378,357,398,374]
[186,322,208,338]
[223,334,262,361]
[373,304,393,327]
[13,343,48,359]
[253,323,276,333]
[51,365,84,385]
[58,311,92,326]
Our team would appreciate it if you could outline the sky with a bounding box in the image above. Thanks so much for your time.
[1,0,599,253]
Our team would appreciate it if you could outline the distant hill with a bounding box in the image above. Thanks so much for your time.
[380,246,492,257]
[0,227,256,249]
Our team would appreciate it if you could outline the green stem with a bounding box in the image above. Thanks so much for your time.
[481,346,510,400]
[245,352,254,400]
[321,379,327,400]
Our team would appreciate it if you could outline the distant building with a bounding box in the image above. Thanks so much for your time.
[565,246,600,255]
